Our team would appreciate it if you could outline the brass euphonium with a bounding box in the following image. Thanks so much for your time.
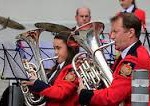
[71,21,114,90]
[16,28,57,106]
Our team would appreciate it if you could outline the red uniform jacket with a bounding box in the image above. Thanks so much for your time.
[31,64,79,106]
[134,8,146,28]
[79,41,150,106]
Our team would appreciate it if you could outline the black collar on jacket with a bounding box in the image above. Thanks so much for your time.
[126,40,142,57]
[111,40,141,71]
[71,26,76,31]
[131,5,137,13]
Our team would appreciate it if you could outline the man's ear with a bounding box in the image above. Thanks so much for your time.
[129,28,135,37]
[75,16,77,21]
[89,16,91,20]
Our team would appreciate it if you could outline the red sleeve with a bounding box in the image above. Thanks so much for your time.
[40,80,78,100]
[39,65,78,101]
[90,75,131,105]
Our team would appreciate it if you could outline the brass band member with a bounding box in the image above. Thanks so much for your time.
[24,33,80,106]
[72,7,91,30]
[78,13,150,106]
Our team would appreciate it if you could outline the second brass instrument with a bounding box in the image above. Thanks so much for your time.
[71,21,114,89]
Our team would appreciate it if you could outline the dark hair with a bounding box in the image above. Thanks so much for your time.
[53,33,79,68]
[46,34,79,83]
[110,12,141,38]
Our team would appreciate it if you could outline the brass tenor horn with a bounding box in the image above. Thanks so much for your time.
[16,28,57,106]
[72,21,114,89]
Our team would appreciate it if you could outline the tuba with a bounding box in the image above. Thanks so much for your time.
[71,21,114,89]
[16,28,57,106]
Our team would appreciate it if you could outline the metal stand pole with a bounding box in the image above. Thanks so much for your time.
[143,28,150,51]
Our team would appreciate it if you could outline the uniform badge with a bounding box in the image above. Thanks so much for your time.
[120,63,132,77]
[65,72,76,82]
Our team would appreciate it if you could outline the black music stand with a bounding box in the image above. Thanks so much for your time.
[1,44,29,81]
[143,28,150,51]
[0,44,28,106]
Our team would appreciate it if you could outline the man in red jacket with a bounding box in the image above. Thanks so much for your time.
[78,13,150,106]
[115,0,147,60]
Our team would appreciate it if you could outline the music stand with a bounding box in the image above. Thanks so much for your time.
[0,44,28,106]
[143,28,150,51]
[1,44,29,81]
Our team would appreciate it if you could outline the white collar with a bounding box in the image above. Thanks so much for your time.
[75,25,80,30]
[121,42,136,59]
[122,4,135,13]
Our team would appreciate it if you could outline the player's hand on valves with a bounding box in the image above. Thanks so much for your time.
[77,78,86,94]
[21,69,37,86]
